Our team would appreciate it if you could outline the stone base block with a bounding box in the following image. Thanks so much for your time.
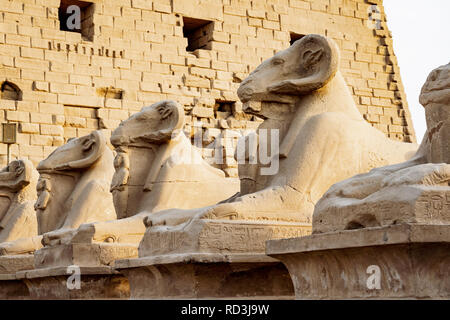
[116,253,294,299]
[10,266,130,299]
[34,243,138,269]
[315,185,450,234]
[140,219,311,256]
[267,224,450,299]
[0,254,34,274]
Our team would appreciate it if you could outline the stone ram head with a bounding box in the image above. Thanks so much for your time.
[237,34,340,109]
[37,130,107,172]
[110,100,185,148]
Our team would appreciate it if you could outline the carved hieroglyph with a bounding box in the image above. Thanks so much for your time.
[313,62,450,233]
[0,159,38,244]
[67,100,239,245]
[142,34,417,229]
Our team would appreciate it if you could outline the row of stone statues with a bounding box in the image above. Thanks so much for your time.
[0,35,447,299]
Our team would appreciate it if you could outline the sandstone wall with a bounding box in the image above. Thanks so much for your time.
[0,0,415,175]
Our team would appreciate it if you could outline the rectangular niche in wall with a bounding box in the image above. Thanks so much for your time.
[59,0,95,41]
[183,17,214,52]
[290,32,305,46]
[214,100,234,118]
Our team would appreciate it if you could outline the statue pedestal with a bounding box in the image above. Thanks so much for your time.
[116,253,294,299]
[14,266,129,299]
[34,243,138,268]
[0,244,138,299]
[0,255,35,299]
[116,219,311,299]
[267,224,450,299]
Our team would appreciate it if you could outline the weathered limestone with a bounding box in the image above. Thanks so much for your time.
[313,62,450,234]
[12,266,129,300]
[267,224,450,299]
[0,0,415,169]
[116,254,294,299]
[137,34,417,253]
[38,100,238,268]
[37,130,116,239]
[114,34,418,299]
[268,63,450,299]
[0,159,38,278]
[0,159,38,244]
[0,130,121,299]
[0,130,116,262]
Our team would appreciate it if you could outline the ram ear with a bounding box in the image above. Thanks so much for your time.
[61,131,106,169]
[140,100,185,144]
[268,34,340,95]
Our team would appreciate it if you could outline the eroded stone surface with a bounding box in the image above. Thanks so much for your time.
[0,159,38,245]
[53,100,238,261]
[0,130,116,258]
[116,254,294,299]
[267,224,450,299]
[139,220,311,256]
[313,62,450,234]
[127,34,417,263]
[142,34,417,232]
[0,254,34,274]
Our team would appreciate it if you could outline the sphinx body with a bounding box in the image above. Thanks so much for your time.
[66,100,238,245]
[0,130,116,254]
[141,34,418,229]
[313,62,450,233]
[0,159,38,246]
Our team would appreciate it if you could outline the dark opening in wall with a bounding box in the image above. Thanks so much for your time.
[290,32,305,46]
[96,87,124,99]
[1,81,22,101]
[183,17,214,52]
[59,0,95,41]
[214,100,234,118]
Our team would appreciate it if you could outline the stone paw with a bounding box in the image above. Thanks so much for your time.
[196,203,240,220]
[42,229,76,246]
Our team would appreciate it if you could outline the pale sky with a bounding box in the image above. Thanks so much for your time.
[383,0,450,141]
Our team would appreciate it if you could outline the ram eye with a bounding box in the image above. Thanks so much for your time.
[272,58,284,66]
